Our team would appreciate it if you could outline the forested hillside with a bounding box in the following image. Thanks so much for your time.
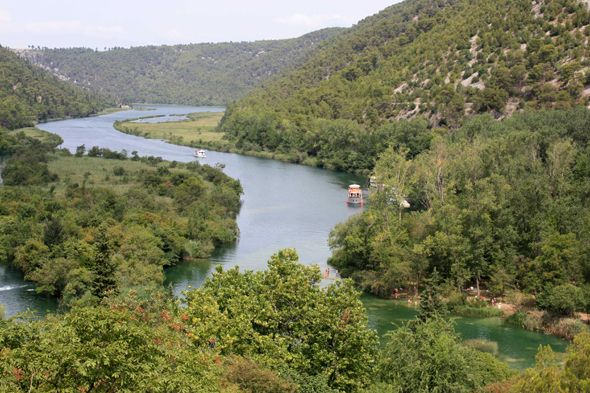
[0,46,115,130]
[329,108,590,333]
[221,0,590,172]
[18,28,343,107]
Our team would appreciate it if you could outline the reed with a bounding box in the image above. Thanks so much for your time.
[506,310,589,339]
[454,305,504,317]
[464,339,499,356]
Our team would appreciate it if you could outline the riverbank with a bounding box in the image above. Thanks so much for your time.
[112,113,372,175]
[377,287,590,340]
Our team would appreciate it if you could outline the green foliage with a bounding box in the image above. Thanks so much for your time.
[0,292,223,392]
[417,269,448,322]
[511,330,590,392]
[329,108,590,303]
[506,310,588,339]
[220,357,298,393]
[376,318,514,392]
[220,0,590,170]
[182,249,380,392]
[0,143,242,303]
[0,46,114,130]
[453,305,504,317]
[536,283,587,316]
[24,29,343,107]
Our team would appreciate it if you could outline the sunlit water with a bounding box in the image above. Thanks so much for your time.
[0,105,569,369]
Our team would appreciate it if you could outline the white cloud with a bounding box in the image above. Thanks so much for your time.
[274,13,352,27]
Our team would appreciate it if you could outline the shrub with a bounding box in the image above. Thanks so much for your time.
[220,357,298,393]
[113,166,125,176]
[506,311,528,327]
[537,284,587,316]
[506,310,589,339]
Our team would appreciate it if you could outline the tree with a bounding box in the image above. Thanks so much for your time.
[182,249,379,392]
[417,268,447,323]
[371,145,414,229]
[75,144,85,157]
[376,318,514,392]
[91,225,117,298]
[511,330,590,392]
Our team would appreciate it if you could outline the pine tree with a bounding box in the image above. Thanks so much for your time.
[416,268,447,323]
[91,225,117,298]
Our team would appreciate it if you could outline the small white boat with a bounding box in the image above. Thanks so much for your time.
[194,149,206,158]
[347,184,363,205]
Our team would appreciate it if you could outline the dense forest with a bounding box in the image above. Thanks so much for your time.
[0,46,115,130]
[220,0,590,172]
[0,130,242,301]
[328,108,590,334]
[18,28,343,107]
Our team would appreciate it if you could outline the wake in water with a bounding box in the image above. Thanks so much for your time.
[0,284,30,292]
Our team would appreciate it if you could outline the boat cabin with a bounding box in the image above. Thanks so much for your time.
[347,184,363,205]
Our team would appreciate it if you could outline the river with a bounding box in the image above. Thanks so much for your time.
[0,105,569,369]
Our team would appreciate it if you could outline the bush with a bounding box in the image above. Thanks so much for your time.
[113,166,125,176]
[446,291,467,312]
[537,284,587,316]
[376,318,515,392]
[506,310,589,339]
[220,358,297,393]
[506,311,528,327]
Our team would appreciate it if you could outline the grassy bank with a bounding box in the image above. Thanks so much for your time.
[6,127,63,146]
[113,112,228,147]
[506,310,589,340]
[112,112,372,174]
[96,107,132,115]
[46,154,193,197]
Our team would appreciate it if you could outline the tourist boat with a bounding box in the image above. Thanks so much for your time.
[194,149,206,158]
[347,184,363,205]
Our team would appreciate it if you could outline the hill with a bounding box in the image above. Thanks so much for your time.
[0,45,115,130]
[220,0,590,172]
[18,28,344,107]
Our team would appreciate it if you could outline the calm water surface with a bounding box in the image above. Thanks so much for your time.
[0,105,569,369]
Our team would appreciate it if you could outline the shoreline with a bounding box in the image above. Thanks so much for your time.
[112,117,372,175]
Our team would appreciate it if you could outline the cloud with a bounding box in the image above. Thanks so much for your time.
[274,13,352,27]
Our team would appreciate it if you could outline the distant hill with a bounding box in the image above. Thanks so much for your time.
[18,28,344,107]
[220,0,590,172]
[0,45,115,130]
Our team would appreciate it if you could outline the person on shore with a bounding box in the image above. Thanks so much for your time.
[394,288,399,299]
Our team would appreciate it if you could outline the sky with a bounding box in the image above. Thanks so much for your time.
[1,0,399,49]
